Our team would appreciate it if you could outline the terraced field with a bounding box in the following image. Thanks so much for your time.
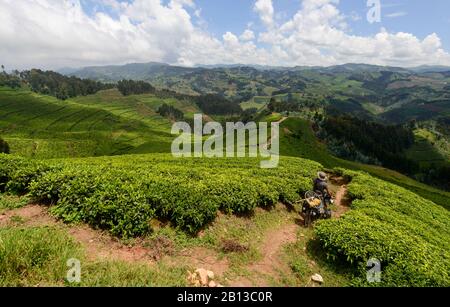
[0,87,200,158]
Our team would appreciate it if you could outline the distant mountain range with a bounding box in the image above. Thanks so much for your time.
[60,62,450,126]
[60,62,450,80]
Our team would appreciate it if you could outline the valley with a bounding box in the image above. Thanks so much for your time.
[0,63,449,288]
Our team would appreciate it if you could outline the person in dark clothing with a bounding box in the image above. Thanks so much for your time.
[313,172,333,207]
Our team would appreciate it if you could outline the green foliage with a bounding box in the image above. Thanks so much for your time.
[0,154,52,193]
[0,194,29,211]
[21,69,113,100]
[278,118,450,209]
[0,87,197,158]
[0,72,21,89]
[0,227,82,286]
[0,137,10,154]
[0,226,189,286]
[0,154,320,237]
[157,103,184,121]
[315,170,450,286]
[195,94,242,115]
[117,79,155,96]
[320,115,417,174]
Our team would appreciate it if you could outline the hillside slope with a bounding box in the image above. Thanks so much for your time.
[278,117,450,209]
[1,153,449,286]
[0,87,200,158]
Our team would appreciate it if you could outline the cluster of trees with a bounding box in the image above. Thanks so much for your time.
[115,81,243,116]
[117,80,155,96]
[0,65,21,89]
[157,103,184,121]
[195,94,242,115]
[240,108,258,123]
[0,137,10,154]
[320,115,417,173]
[20,69,113,100]
[267,97,300,113]
[418,164,450,191]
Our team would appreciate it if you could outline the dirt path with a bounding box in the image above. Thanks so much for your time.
[1,181,350,287]
[229,222,298,287]
[329,176,351,218]
[0,204,56,227]
[333,185,350,217]
[261,116,288,150]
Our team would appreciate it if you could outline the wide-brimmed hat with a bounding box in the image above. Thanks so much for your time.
[317,172,327,181]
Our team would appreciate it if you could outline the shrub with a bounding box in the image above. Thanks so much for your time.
[0,138,9,154]
[315,170,450,286]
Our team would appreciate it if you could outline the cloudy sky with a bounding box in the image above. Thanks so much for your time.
[1,0,450,70]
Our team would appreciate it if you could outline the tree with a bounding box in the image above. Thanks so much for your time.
[0,138,10,154]
[157,103,184,121]
[117,80,155,96]
[18,69,113,99]
[195,94,242,115]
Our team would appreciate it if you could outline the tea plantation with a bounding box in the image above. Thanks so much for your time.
[315,169,450,286]
[0,154,320,236]
[1,153,449,286]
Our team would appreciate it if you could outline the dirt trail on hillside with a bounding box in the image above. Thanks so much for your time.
[261,117,288,150]
[229,222,298,287]
[334,185,350,217]
[0,205,56,227]
[329,176,351,217]
[0,176,351,287]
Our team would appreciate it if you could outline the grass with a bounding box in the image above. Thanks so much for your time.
[405,129,449,167]
[283,229,353,287]
[144,203,351,287]
[0,194,30,213]
[0,203,350,287]
[199,205,294,267]
[0,226,190,287]
[240,99,267,111]
[0,226,83,286]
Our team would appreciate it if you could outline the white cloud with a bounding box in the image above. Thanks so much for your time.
[386,12,407,18]
[240,29,255,41]
[256,0,450,67]
[253,0,274,28]
[0,0,449,70]
[349,11,362,21]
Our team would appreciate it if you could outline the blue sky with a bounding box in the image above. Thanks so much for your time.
[194,0,450,50]
[2,0,450,69]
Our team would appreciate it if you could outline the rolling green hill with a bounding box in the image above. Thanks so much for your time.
[0,87,201,158]
[67,62,450,126]
[1,85,448,208]
[406,129,449,166]
[1,81,449,287]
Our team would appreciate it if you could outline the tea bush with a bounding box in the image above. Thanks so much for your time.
[315,169,450,287]
[0,153,320,236]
